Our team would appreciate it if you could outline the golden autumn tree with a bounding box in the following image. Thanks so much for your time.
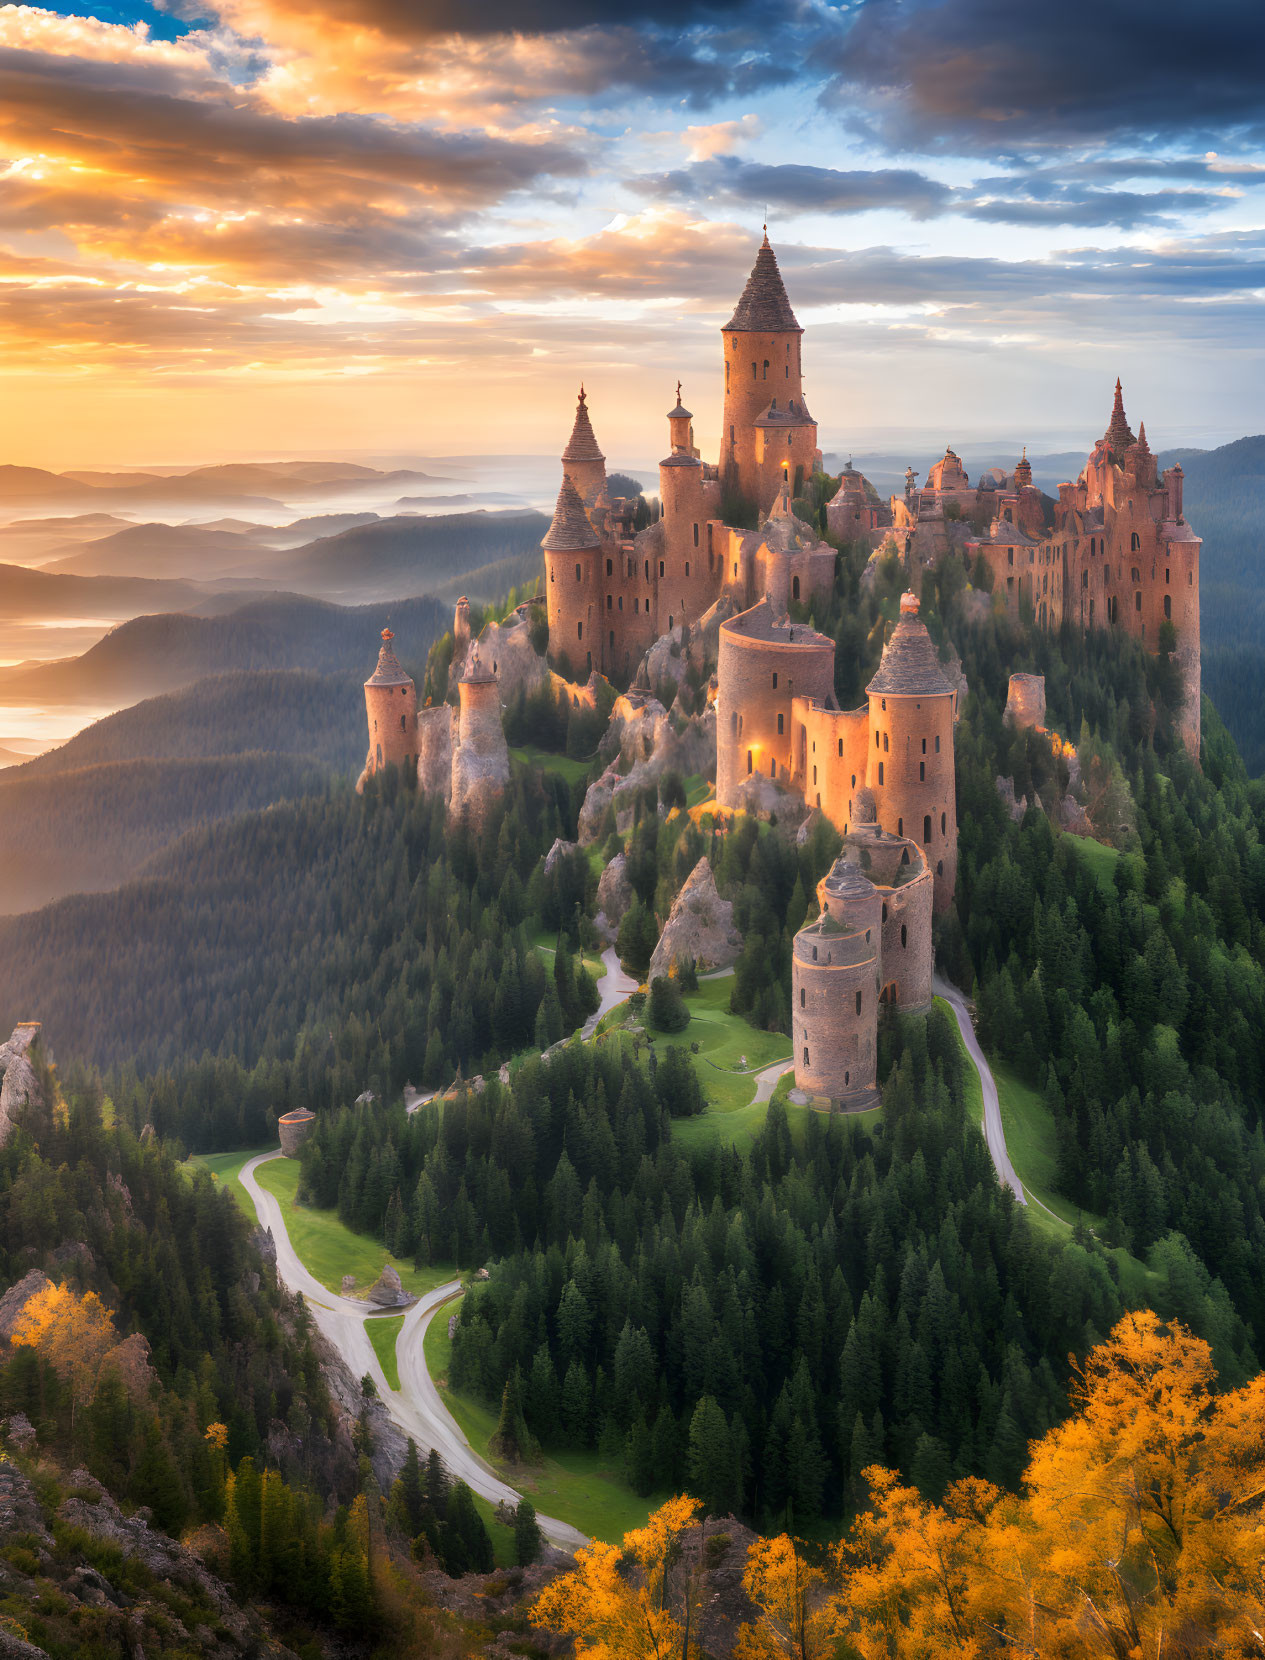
[531,1494,701,1659]
[11,1282,118,1427]
[734,1532,832,1660]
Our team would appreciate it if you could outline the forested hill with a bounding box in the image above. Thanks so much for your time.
[0,592,443,706]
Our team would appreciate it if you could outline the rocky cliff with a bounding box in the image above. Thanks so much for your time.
[0,1023,41,1146]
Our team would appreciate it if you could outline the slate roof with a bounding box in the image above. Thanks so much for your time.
[1104,378,1136,461]
[724,233,802,334]
[866,614,954,698]
[366,629,413,688]
[542,474,601,551]
[562,388,604,463]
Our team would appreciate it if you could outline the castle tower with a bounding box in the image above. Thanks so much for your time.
[1104,378,1136,462]
[792,859,882,1109]
[451,642,510,828]
[865,593,958,912]
[715,600,835,810]
[658,385,719,634]
[358,627,417,789]
[721,232,817,518]
[542,473,603,678]
[561,386,607,514]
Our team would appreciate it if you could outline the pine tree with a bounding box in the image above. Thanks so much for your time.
[514,1498,542,1565]
[687,1395,733,1516]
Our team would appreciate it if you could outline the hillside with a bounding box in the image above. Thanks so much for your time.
[0,560,222,619]
[0,592,444,705]
[45,521,267,580]
[11,669,365,778]
[276,507,549,600]
[0,750,334,913]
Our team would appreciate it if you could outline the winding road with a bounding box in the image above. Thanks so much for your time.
[581,945,638,1038]
[932,975,1025,1204]
[239,1152,587,1551]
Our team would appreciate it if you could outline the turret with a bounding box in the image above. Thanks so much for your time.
[561,385,607,513]
[359,626,417,788]
[667,383,695,456]
[865,592,957,912]
[542,473,603,678]
[1014,447,1032,489]
[1104,377,1136,463]
[720,231,816,518]
[1165,459,1184,524]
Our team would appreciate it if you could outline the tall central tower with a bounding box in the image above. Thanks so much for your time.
[721,232,817,518]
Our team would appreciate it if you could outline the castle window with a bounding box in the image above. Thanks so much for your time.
[1028,548,1034,565]
[618,596,623,610]
[634,597,639,613]
[747,749,753,774]
[1164,594,1172,619]
[1131,532,1140,551]
[901,925,907,948]
[400,715,406,731]
[606,558,612,576]
[1135,590,1142,611]
[685,562,690,577]
[778,713,784,735]
[1188,570,1193,584]
[659,560,665,577]
[1090,599,1095,620]
[803,1047,810,1066]
[577,621,583,640]
[1082,569,1089,588]
[1008,547,1014,566]
[792,575,800,600]
[883,733,889,752]
[812,946,817,962]
[882,903,887,922]
[923,814,931,844]
[770,756,776,776]
[937,860,943,876]
[1165,567,1170,584]
[373,719,377,732]
[875,731,879,748]
[800,988,806,1007]
[730,424,735,447]
[878,762,884,785]
[851,772,857,785]
[645,559,650,580]
[897,818,902,837]
[922,738,926,753]
[693,523,699,547]
[812,764,817,784]
[609,631,614,648]
[772,673,778,688]
[734,562,738,578]
[669,615,673,630]
[752,362,757,380]
[941,812,946,834]
[607,594,612,609]
[575,563,582,581]
[882,699,886,711]
[934,738,940,753]
[763,360,769,380]
[856,992,862,1016]
[919,761,925,780]
[845,1071,849,1087]
[1131,566,1140,583]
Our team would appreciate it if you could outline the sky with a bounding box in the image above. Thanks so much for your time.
[0,0,1263,468]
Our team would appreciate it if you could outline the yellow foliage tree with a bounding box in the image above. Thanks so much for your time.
[11,1283,117,1426]
[531,1495,701,1660]
[734,1533,831,1660]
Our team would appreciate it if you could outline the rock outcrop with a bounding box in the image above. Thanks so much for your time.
[543,837,579,876]
[0,1024,41,1146]
[367,1264,409,1308]
[648,858,742,981]
[578,707,717,845]
[479,608,550,704]
[727,772,810,831]
[596,853,633,933]
[1005,672,1046,729]
[0,1271,51,1344]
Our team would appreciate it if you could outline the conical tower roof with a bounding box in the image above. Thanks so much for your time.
[724,231,801,334]
[542,473,600,552]
[866,594,953,698]
[1104,378,1136,461]
[366,627,413,688]
[561,385,604,464]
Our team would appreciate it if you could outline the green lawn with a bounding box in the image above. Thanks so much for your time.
[510,745,594,786]
[1066,832,1119,896]
[254,1157,457,1300]
[189,1146,279,1219]
[367,1313,404,1391]
[424,1307,663,1545]
[529,928,607,983]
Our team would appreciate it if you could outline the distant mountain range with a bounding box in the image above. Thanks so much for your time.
[0,592,445,706]
[0,458,456,513]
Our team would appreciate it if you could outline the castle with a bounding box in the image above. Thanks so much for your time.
[541,233,836,683]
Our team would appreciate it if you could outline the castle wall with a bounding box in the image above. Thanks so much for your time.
[715,604,835,810]
[866,687,957,913]
[852,832,934,1012]
[791,699,868,826]
[657,461,727,635]
[416,703,455,804]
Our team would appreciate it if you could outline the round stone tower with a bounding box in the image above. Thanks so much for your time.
[792,860,882,1108]
[721,232,816,518]
[359,627,417,788]
[278,1107,316,1158]
[658,386,717,634]
[716,601,835,810]
[451,642,510,828]
[865,593,958,912]
[542,472,603,679]
[561,385,607,512]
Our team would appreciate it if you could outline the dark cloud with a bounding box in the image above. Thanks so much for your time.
[199,0,764,41]
[632,156,951,217]
[959,189,1226,229]
[821,0,1265,153]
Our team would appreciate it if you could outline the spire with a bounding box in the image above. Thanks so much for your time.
[562,385,604,464]
[366,625,412,688]
[724,234,801,333]
[541,473,600,552]
[1104,377,1135,461]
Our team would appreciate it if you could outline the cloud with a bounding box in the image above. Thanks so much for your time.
[635,157,953,219]
[682,115,762,162]
[821,0,1265,154]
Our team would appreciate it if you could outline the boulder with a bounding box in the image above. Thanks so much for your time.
[578,764,620,845]
[0,1024,42,1148]
[648,858,742,982]
[97,1334,159,1404]
[341,1274,356,1294]
[367,1265,409,1308]
[995,776,1027,823]
[2,1414,35,1451]
[596,853,633,930]
[543,836,579,876]
[1059,794,1094,837]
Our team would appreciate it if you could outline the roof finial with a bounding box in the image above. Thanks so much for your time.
[579,382,586,402]
[676,379,682,404]
[381,626,394,644]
